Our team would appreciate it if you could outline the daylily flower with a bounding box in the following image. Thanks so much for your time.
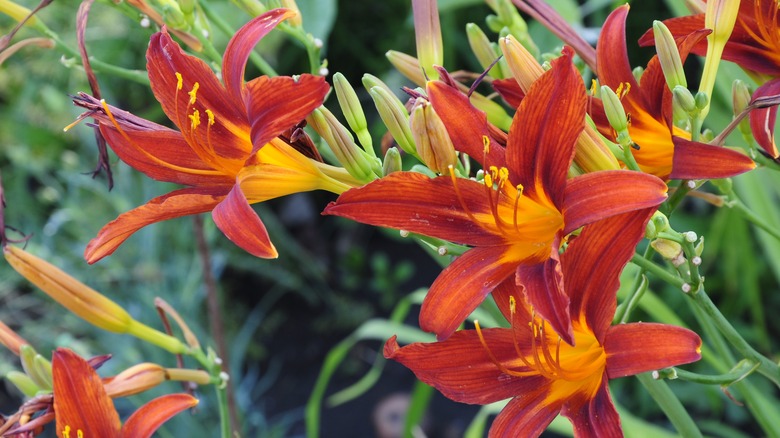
[594,5,755,179]
[72,9,360,263]
[639,0,780,158]
[384,208,702,437]
[324,49,668,343]
[52,348,197,438]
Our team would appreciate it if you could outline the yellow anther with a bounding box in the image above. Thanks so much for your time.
[615,82,631,99]
[590,79,598,96]
[78,431,84,438]
[175,72,183,90]
[189,109,200,130]
[484,173,493,188]
[63,426,70,438]
[188,82,200,105]
[498,167,509,181]
[482,135,490,153]
[205,109,215,126]
[516,183,524,196]
[509,295,516,314]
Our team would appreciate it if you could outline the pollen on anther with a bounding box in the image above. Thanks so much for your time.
[482,135,490,153]
[509,295,516,314]
[175,72,183,90]
[205,109,215,126]
[189,109,201,130]
[188,82,200,105]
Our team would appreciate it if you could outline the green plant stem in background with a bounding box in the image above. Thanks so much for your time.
[636,373,702,438]
[215,385,230,438]
[404,380,434,437]
[726,197,780,243]
[658,360,759,385]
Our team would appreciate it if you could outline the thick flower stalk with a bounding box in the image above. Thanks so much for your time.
[72,9,360,262]
[325,49,669,342]
[385,208,702,437]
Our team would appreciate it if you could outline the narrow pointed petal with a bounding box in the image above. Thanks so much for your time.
[52,348,120,437]
[597,6,640,96]
[212,183,277,258]
[323,172,505,246]
[222,9,296,104]
[563,209,655,342]
[492,78,525,109]
[85,188,226,264]
[750,78,780,158]
[384,332,546,404]
[605,323,702,379]
[562,170,667,235]
[427,81,506,168]
[147,30,251,162]
[489,388,561,438]
[419,245,530,339]
[121,394,197,438]
[670,137,756,179]
[99,122,232,186]
[561,379,622,438]
[245,74,328,152]
[505,47,585,208]
[516,254,573,344]
[638,15,705,48]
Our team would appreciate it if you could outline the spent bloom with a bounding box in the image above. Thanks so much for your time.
[385,209,702,437]
[72,9,360,262]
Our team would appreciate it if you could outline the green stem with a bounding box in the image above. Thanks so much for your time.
[630,253,684,289]
[215,384,231,438]
[278,22,322,75]
[689,286,780,387]
[636,373,702,438]
[655,360,759,385]
[726,198,780,243]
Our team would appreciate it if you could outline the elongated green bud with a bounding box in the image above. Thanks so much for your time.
[334,72,374,155]
[410,97,456,174]
[20,345,50,391]
[368,86,417,156]
[383,147,403,175]
[6,371,40,397]
[386,50,427,87]
[673,85,697,113]
[653,20,687,90]
[499,35,543,92]
[467,23,503,78]
[412,0,443,80]
[732,79,751,116]
[307,108,378,182]
[600,85,629,133]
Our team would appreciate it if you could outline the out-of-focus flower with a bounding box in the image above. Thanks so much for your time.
[72,9,359,262]
[385,209,702,437]
[0,319,27,356]
[595,5,754,179]
[52,348,197,438]
[325,49,668,343]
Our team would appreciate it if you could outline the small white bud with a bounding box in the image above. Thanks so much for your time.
[214,356,223,365]
[685,231,697,242]
[652,370,660,379]
[687,180,696,189]
[313,38,323,49]
[140,16,151,28]
[318,67,329,76]
[681,283,692,293]
[692,256,702,266]
[437,247,447,256]
[400,230,409,238]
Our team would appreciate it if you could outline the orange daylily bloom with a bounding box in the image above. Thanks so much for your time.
[385,209,702,437]
[325,49,668,343]
[51,348,196,438]
[73,9,359,263]
[639,0,780,158]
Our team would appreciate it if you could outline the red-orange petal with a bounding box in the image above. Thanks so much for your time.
[121,394,198,438]
[489,387,561,438]
[604,322,702,378]
[427,81,506,168]
[597,6,639,97]
[492,78,525,109]
[562,170,667,235]
[516,253,574,345]
[322,171,505,246]
[563,209,656,343]
[505,47,585,208]
[222,9,296,104]
[670,137,757,179]
[750,78,780,158]
[245,74,329,153]
[85,187,226,264]
[384,331,546,405]
[419,245,520,340]
[561,378,622,438]
[52,348,121,438]
[147,29,251,162]
[211,182,278,258]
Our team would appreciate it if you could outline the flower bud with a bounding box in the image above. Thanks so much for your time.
[279,0,303,27]
[410,98,456,174]
[651,238,685,267]
[20,345,51,391]
[0,320,27,356]
[499,35,544,93]
[334,72,373,154]
[653,20,687,90]
[307,107,378,182]
[386,50,427,87]
[673,85,697,113]
[600,85,629,133]
[732,79,751,116]
[0,0,39,26]
[104,363,167,398]
[382,147,402,175]
[412,0,443,80]
[5,370,40,397]
[466,23,503,78]
[368,85,417,156]
[699,0,740,106]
